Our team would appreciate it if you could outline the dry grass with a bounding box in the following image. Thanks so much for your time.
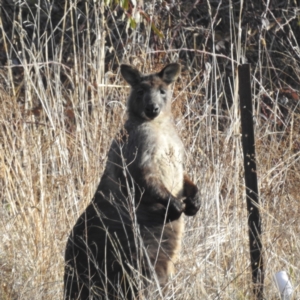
[1,1,300,299]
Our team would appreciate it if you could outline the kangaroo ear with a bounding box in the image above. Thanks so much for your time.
[120,64,141,86]
[158,63,181,85]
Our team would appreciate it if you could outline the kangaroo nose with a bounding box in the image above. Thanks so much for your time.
[146,104,159,113]
[145,103,160,119]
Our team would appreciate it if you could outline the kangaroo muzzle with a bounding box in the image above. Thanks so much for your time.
[145,103,160,119]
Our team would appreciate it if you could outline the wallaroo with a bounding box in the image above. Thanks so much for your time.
[64,63,201,299]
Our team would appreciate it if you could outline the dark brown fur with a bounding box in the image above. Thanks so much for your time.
[64,64,201,299]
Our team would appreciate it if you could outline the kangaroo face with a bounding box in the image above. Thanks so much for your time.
[121,64,181,120]
[130,78,169,120]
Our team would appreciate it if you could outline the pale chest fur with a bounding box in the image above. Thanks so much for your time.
[139,120,185,198]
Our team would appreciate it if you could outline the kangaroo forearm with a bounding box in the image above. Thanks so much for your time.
[183,174,198,198]
[134,173,184,221]
[183,174,201,216]
[142,180,178,206]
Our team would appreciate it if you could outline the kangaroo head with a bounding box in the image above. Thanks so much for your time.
[121,64,181,120]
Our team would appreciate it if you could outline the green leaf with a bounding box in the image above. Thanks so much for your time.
[122,0,129,11]
[129,17,137,30]
[151,23,164,38]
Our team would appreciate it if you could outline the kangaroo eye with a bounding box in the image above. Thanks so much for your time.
[160,89,166,95]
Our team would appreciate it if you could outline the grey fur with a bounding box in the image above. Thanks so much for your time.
[64,64,201,300]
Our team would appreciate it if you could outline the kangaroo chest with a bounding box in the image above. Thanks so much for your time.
[139,122,185,197]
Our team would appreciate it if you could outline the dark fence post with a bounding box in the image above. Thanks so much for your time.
[238,64,264,299]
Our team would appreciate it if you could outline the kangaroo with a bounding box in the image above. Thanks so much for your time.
[64,63,201,300]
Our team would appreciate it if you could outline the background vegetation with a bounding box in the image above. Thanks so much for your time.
[0,0,300,299]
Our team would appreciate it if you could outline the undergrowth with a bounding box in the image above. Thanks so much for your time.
[0,1,299,299]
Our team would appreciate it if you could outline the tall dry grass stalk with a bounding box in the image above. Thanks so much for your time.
[0,1,300,299]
